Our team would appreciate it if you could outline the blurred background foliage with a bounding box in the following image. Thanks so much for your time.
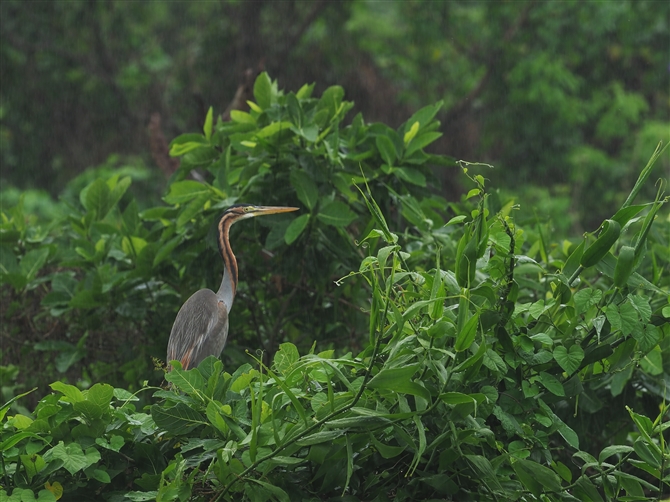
[1,0,668,231]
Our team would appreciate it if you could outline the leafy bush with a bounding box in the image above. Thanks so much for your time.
[0,73,450,401]
[1,132,668,500]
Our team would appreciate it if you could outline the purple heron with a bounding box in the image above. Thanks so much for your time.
[166,204,298,370]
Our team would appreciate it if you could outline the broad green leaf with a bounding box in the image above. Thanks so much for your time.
[633,324,660,353]
[573,288,602,315]
[555,418,580,449]
[537,372,565,396]
[165,367,206,396]
[513,459,563,496]
[552,345,584,375]
[19,248,50,283]
[11,414,32,429]
[598,444,634,463]
[404,101,443,138]
[376,135,397,166]
[394,167,426,187]
[368,364,430,399]
[573,475,604,502]
[640,345,663,375]
[81,178,110,219]
[73,401,104,421]
[289,170,318,210]
[150,403,207,435]
[552,460,572,483]
[255,120,293,138]
[627,294,651,322]
[285,214,309,244]
[230,370,258,393]
[612,204,646,227]
[203,106,213,140]
[465,455,503,491]
[121,236,148,257]
[370,435,405,459]
[454,313,479,352]
[170,141,206,157]
[175,192,209,228]
[230,110,256,124]
[316,200,357,227]
[633,437,662,468]
[50,381,85,403]
[605,301,639,337]
[86,383,114,409]
[107,175,131,212]
[253,72,273,110]
[405,131,442,157]
[0,432,47,452]
[43,441,100,475]
[274,343,299,374]
[21,453,45,482]
[164,180,210,204]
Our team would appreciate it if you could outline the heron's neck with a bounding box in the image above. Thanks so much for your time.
[215,221,238,313]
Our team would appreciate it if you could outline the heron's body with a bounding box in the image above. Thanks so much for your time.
[166,204,298,370]
[167,289,229,370]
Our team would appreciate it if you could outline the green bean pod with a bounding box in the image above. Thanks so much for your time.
[579,219,621,268]
[613,245,636,288]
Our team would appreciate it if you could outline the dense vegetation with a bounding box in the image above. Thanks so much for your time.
[1,75,669,501]
[2,1,668,232]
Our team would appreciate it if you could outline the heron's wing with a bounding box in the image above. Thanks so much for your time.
[166,289,229,370]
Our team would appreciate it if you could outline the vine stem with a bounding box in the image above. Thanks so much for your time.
[211,260,392,502]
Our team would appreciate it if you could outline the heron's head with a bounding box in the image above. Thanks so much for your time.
[224,204,299,223]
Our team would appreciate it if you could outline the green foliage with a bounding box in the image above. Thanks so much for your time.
[1,74,449,398]
[2,140,669,500]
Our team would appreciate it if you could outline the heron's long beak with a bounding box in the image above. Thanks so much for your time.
[251,206,299,217]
